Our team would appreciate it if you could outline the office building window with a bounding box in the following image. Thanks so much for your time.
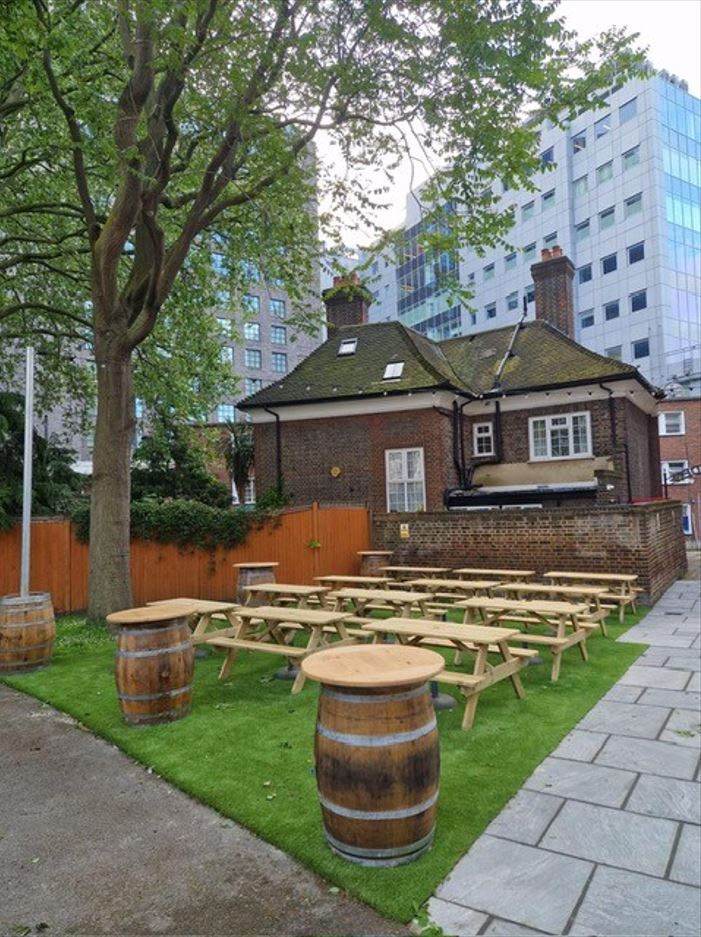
[386,448,426,512]
[622,146,640,170]
[578,264,592,284]
[620,97,637,123]
[579,309,595,329]
[272,352,287,373]
[473,423,495,456]
[681,503,693,535]
[216,316,231,337]
[602,253,617,274]
[523,242,536,262]
[269,298,286,318]
[244,321,260,341]
[599,206,615,230]
[540,146,555,166]
[628,242,645,264]
[522,201,535,221]
[605,345,622,360]
[624,192,642,218]
[504,252,517,271]
[271,325,287,344]
[575,220,590,242]
[573,176,588,198]
[215,288,231,305]
[659,411,685,435]
[467,272,475,285]
[572,132,586,153]
[542,189,555,210]
[486,302,497,319]
[483,263,495,281]
[244,378,262,396]
[632,337,649,359]
[604,300,620,320]
[662,460,691,485]
[631,289,647,312]
[221,346,234,364]
[526,285,535,304]
[506,292,519,311]
[244,348,262,369]
[595,114,612,138]
[529,412,592,461]
[469,311,477,326]
[544,231,558,247]
[596,161,614,184]
[217,403,235,423]
[243,294,260,315]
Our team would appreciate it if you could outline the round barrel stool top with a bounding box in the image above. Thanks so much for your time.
[232,562,280,569]
[301,644,444,688]
[106,606,189,628]
[357,551,393,557]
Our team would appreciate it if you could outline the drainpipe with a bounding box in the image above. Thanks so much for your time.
[599,382,631,501]
[263,406,283,495]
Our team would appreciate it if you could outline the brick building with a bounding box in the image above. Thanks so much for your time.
[240,251,663,512]
[658,396,701,545]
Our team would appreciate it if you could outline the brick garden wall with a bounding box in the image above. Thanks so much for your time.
[372,500,686,603]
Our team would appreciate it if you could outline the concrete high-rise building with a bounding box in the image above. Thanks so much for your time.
[362,71,701,392]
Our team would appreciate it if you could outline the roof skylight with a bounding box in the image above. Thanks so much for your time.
[383,361,405,380]
[338,338,358,356]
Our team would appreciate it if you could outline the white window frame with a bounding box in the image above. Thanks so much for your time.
[473,422,495,456]
[659,411,685,436]
[528,411,593,462]
[383,361,405,380]
[385,448,426,512]
[681,503,693,536]
[662,460,692,485]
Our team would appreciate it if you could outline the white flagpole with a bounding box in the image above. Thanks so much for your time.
[20,346,35,597]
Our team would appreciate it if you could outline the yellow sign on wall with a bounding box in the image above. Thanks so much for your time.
[399,523,410,540]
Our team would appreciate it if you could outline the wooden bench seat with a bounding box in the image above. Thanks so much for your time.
[207,637,306,656]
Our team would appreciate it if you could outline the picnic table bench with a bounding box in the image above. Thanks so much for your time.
[145,597,241,644]
[456,596,594,681]
[242,582,330,608]
[362,617,536,730]
[453,567,536,581]
[329,587,437,622]
[544,571,639,623]
[205,605,357,693]
[405,578,501,612]
[314,574,390,591]
[495,582,610,636]
[379,565,451,580]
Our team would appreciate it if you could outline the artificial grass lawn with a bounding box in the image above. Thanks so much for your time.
[3,609,648,922]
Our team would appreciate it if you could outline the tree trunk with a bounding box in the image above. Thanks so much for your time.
[87,344,134,620]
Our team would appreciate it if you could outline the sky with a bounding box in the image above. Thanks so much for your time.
[321,0,701,250]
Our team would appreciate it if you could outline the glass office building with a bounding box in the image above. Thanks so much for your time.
[364,72,701,390]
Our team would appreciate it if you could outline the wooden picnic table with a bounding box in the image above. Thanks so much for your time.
[406,578,501,599]
[205,605,357,694]
[242,582,329,608]
[314,574,390,590]
[362,617,535,730]
[453,567,536,581]
[544,571,639,623]
[380,565,451,580]
[329,587,436,620]
[456,596,594,682]
[145,597,241,645]
[495,582,610,636]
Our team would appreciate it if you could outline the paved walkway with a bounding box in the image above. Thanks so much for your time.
[0,686,406,937]
[428,579,701,937]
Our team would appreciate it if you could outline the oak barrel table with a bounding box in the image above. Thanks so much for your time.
[0,592,55,674]
[301,644,444,866]
[233,562,279,605]
[106,606,195,726]
[357,550,393,577]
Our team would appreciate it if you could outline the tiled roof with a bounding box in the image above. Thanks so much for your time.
[240,319,652,408]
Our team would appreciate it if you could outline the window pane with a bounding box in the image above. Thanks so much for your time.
[486,303,496,319]
[522,201,535,221]
[595,114,611,138]
[578,264,592,284]
[388,482,405,512]
[244,349,262,368]
[632,338,650,359]
[506,292,519,310]
[605,300,620,320]
[631,289,647,312]
[270,298,286,318]
[572,414,589,454]
[628,242,645,264]
[405,481,425,512]
[550,425,570,457]
[599,207,615,230]
[573,176,588,197]
[542,190,555,210]
[405,449,423,480]
[579,310,594,329]
[623,146,640,170]
[272,352,287,373]
[505,252,517,271]
[271,325,287,344]
[544,231,557,246]
[532,419,547,458]
[597,161,613,183]
[243,294,260,315]
[625,193,642,218]
[606,345,622,360]
[620,98,637,123]
[541,147,554,166]
[523,243,536,262]
[602,253,617,274]
[483,263,495,280]
[244,322,260,341]
[575,220,590,242]
[572,133,586,153]
[387,451,404,482]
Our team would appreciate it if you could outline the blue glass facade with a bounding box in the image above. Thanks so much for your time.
[395,216,459,333]
[659,79,701,374]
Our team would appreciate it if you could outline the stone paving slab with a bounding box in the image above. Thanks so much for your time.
[626,774,701,823]
[617,665,692,689]
[569,866,701,936]
[595,733,700,778]
[637,687,701,710]
[424,899,488,936]
[670,824,701,886]
[550,729,608,762]
[523,757,636,808]
[602,684,643,703]
[618,632,697,648]
[666,654,701,671]
[660,707,701,748]
[485,789,563,846]
[435,836,593,935]
[540,800,678,877]
[577,699,671,738]
[481,919,548,935]
[688,671,701,692]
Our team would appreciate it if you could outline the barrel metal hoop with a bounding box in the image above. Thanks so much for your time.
[324,828,435,860]
[0,640,54,652]
[116,641,192,659]
[0,619,54,629]
[117,683,192,702]
[321,685,426,705]
[316,716,436,748]
[318,790,438,821]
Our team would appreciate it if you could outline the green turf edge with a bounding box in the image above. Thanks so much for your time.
[2,611,649,923]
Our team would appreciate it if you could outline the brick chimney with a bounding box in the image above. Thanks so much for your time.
[530,246,575,338]
[322,273,372,329]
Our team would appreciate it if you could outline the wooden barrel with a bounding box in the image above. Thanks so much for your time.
[109,609,194,726]
[358,551,393,577]
[303,645,443,867]
[234,562,279,605]
[0,592,55,674]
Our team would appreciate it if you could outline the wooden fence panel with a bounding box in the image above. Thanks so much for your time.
[0,505,370,613]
